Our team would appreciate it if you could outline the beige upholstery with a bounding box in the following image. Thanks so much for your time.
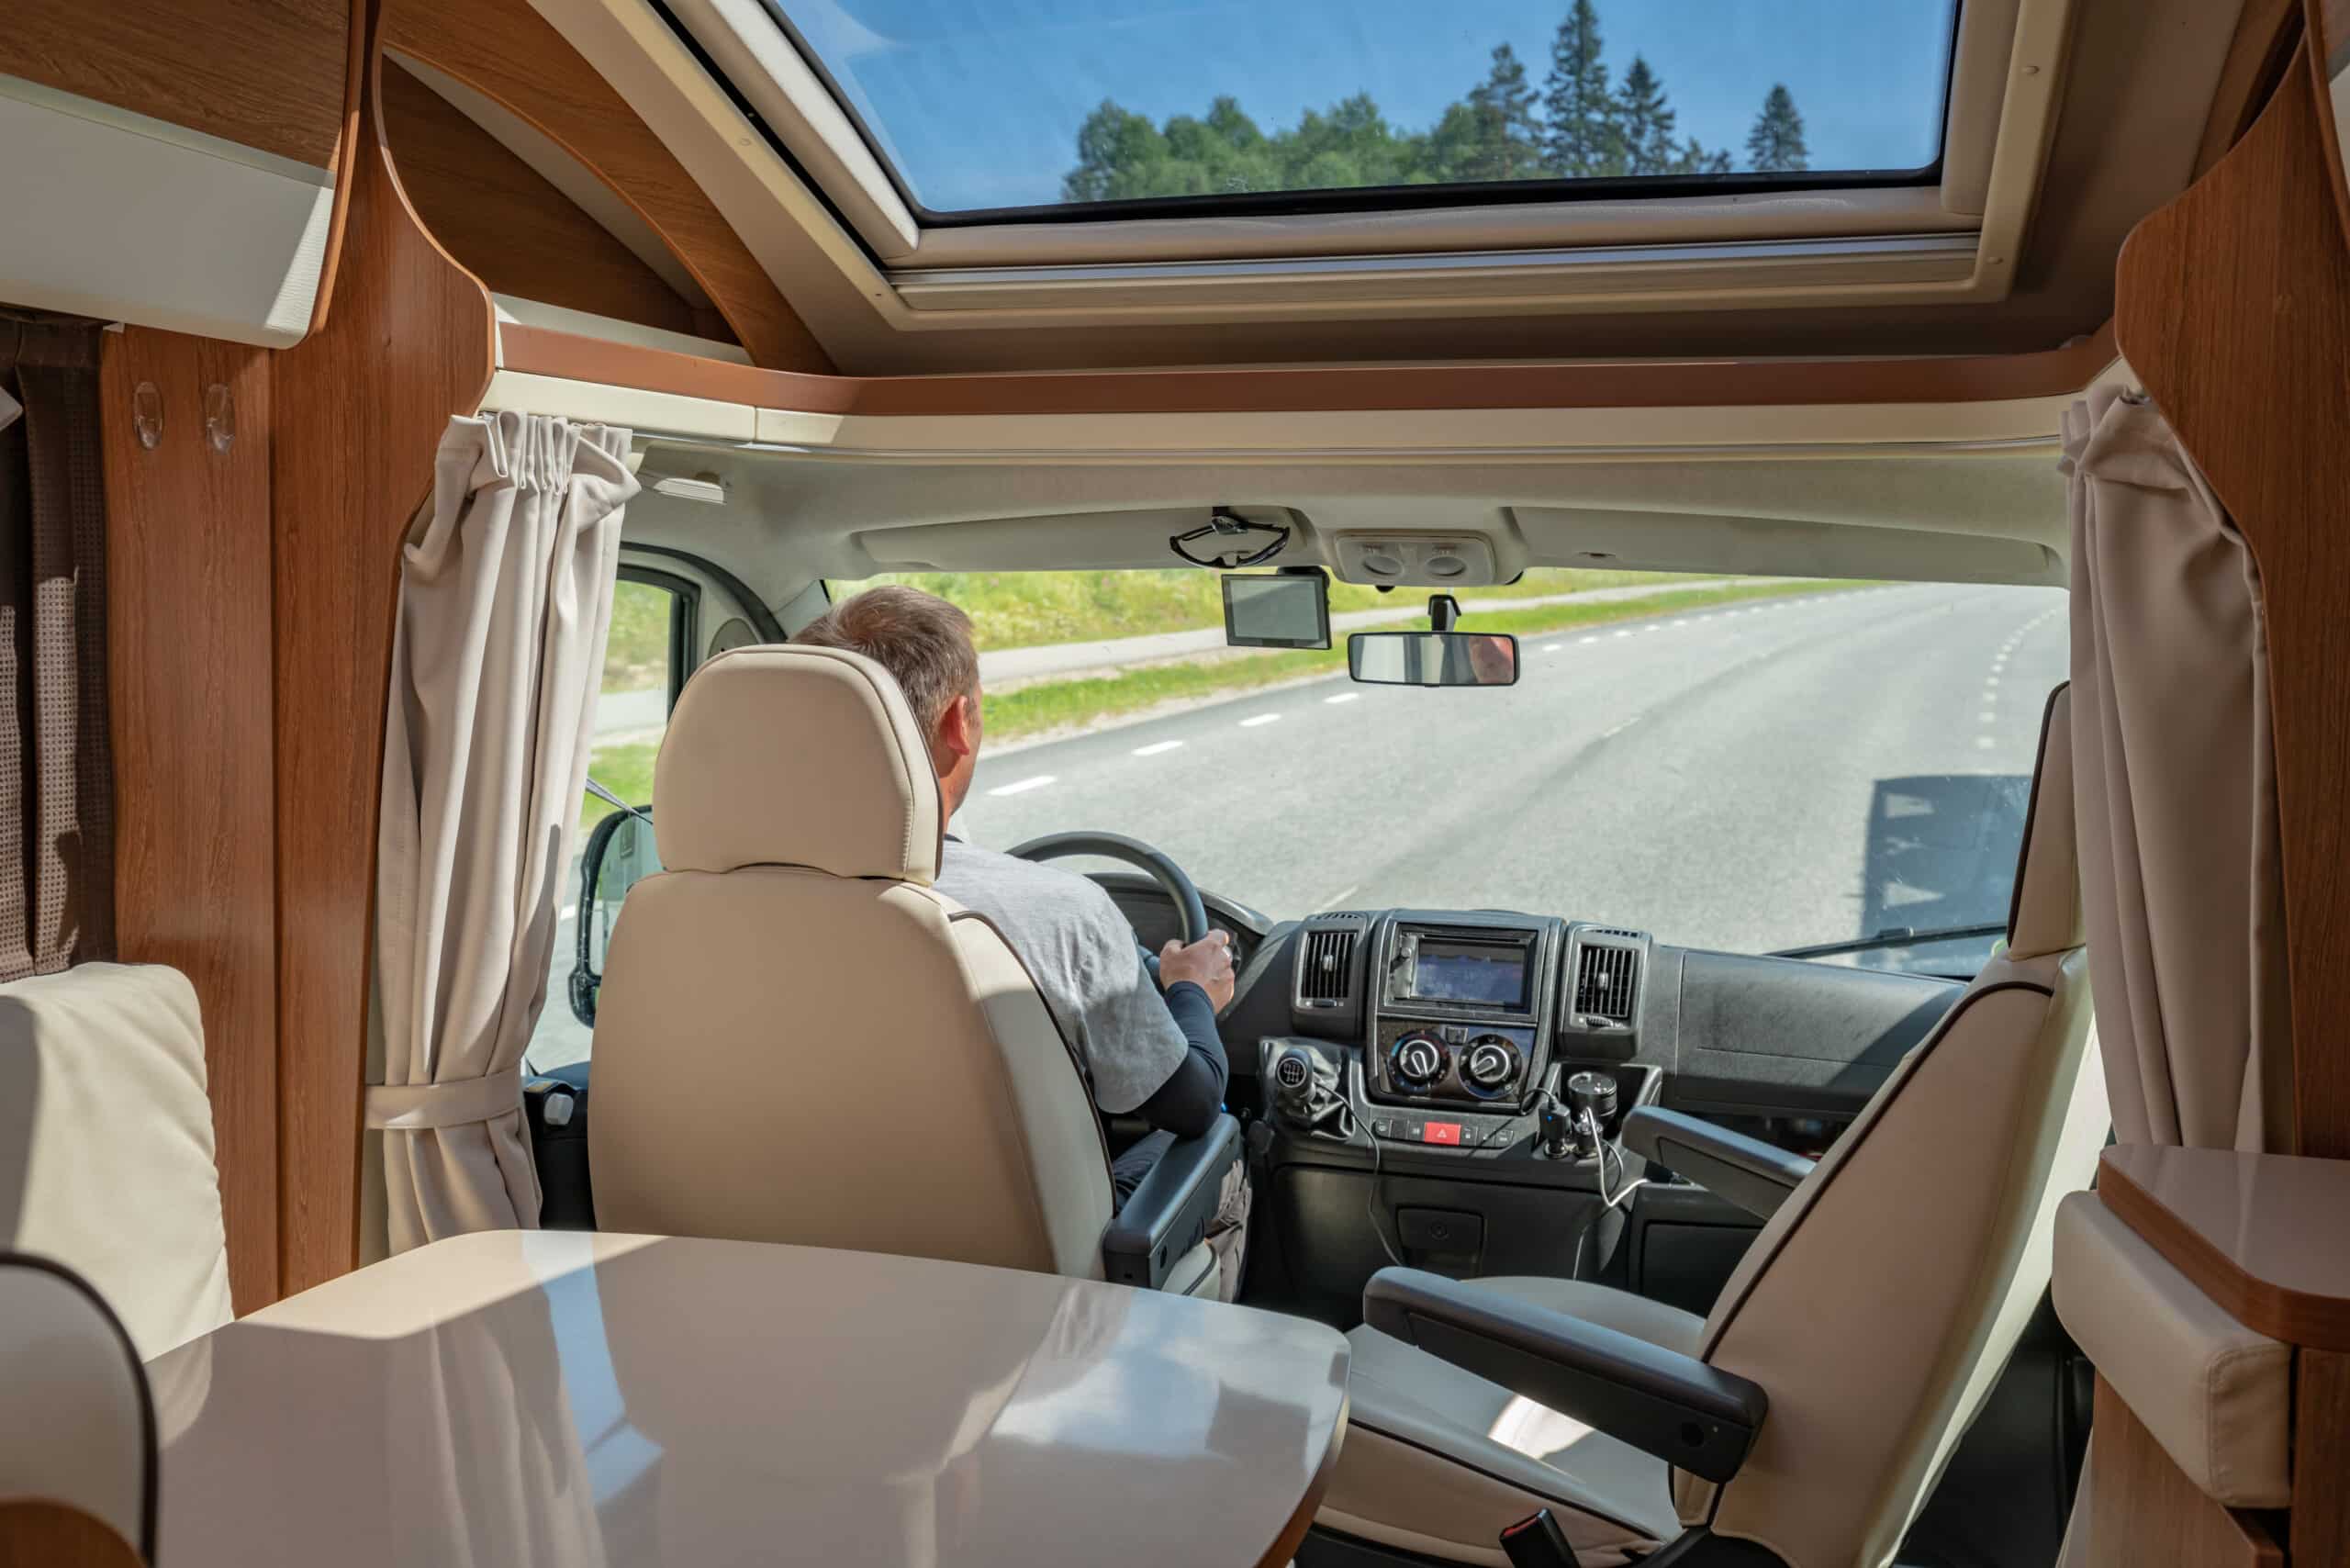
[653,643,942,881]
[0,963,233,1358]
[2050,1192,2289,1507]
[0,1256,153,1560]
[1335,684,2109,1567]
[592,643,1125,1280]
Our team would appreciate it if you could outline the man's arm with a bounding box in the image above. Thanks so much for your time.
[1134,980,1228,1137]
[1133,932,1237,1137]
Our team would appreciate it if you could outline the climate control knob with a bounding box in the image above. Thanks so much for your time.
[1464,1036,1519,1092]
[1391,1034,1445,1090]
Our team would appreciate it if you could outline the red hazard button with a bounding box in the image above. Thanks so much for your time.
[1424,1121,1461,1146]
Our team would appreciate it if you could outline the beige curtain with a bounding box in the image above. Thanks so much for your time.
[2062,384,2291,1151]
[372,413,638,1251]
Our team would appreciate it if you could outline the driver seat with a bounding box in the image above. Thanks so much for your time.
[588,643,1226,1297]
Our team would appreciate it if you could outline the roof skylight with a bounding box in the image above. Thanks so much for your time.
[766,0,1959,221]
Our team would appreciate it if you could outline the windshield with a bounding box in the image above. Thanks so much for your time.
[833,568,2065,979]
[770,0,1957,217]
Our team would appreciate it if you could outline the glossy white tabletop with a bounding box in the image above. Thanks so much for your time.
[148,1231,1350,1568]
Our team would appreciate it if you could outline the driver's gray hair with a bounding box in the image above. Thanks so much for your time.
[795,585,980,733]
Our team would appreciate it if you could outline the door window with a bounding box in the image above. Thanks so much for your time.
[524,572,693,1072]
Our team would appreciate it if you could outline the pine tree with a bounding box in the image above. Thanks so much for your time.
[1614,55,1675,175]
[1463,42,1543,180]
[1746,84,1808,172]
[1673,137,1734,176]
[1543,0,1621,177]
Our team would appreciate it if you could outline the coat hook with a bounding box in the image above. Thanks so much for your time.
[203,383,235,454]
[132,381,163,450]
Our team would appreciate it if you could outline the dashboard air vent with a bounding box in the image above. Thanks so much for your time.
[1573,941,1641,1026]
[1297,922,1360,1004]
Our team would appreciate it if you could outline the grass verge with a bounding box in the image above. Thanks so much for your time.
[578,577,1863,832]
[983,578,1862,745]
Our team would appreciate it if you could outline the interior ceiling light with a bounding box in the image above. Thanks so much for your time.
[650,472,729,505]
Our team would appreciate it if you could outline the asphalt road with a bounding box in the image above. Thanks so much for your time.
[527,581,2067,1070]
[955,582,2070,957]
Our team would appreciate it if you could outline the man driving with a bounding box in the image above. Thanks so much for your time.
[795,586,1251,1296]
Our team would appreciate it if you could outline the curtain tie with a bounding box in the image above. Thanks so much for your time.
[366,1069,526,1132]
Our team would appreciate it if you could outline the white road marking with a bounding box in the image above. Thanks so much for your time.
[1578,635,1600,644]
[1612,630,1632,639]
[1979,711,1998,724]
[1984,675,2000,687]
[1324,692,1360,705]
[557,907,576,925]
[1541,643,1562,653]
[988,775,1057,797]
[1131,740,1183,757]
[1316,884,1360,913]
[1603,715,1642,738]
[1240,712,1281,727]
[1975,735,1998,750]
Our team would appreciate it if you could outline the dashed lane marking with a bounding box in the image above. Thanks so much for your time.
[1131,740,1183,757]
[1240,712,1282,728]
[988,775,1057,797]
[1324,692,1360,705]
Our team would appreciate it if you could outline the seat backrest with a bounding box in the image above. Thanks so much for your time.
[589,644,1115,1277]
[0,1253,155,1563]
[0,962,233,1359]
[1674,684,2110,1568]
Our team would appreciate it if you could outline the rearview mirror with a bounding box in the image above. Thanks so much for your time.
[567,803,661,1025]
[1348,632,1519,688]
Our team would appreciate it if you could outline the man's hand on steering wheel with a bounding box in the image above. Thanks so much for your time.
[1158,930,1237,1011]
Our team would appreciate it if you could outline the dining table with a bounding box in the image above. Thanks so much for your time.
[144,1229,1351,1566]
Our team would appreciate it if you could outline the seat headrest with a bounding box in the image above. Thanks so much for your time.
[654,644,944,882]
[2007,682,2084,960]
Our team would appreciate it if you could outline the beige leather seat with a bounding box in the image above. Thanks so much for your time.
[0,962,234,1359]
[0,1254,156,1563]
[590,644,1222,1296]
[1326,685,2109,1568]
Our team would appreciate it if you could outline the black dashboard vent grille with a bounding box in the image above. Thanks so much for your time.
[1573,941,1641,1025]
[1589,927,1642,941]
[1298,924,1359,1003]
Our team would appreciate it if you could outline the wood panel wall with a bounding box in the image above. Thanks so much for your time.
[0,0,351,169]
[377,61,707,339]
[2084,1380,2283,1567]
[100,328,280,1312]
[2115,51,2350,1163]
[269,41,494,1295]
[383,0,829,371]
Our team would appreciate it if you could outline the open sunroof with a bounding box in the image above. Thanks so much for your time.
[763,0,1959,224]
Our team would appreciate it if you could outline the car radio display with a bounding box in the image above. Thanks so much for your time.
[1406,939,1528,1007]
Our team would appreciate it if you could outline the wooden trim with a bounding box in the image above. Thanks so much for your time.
[101,327,282,1314]
[2295,1348,2350,1563]
[2084,1378,2284,1568]
[0,0,351,169]
[2098,1150,2350,1350]
[0,1502,142,1568]
[378,60,703,338]
[1254,1397,1347,1568]
[269,9,495,1297]
[2117,50,2350,1161]
[306,0,373,336]
[498,318,2117,420]
[382,0,831,373]
[2198,0,2306,178]
[2306,0,2350,257]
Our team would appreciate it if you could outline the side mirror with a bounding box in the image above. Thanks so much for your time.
[1348,631,1519,688]
[568,805,660,1026]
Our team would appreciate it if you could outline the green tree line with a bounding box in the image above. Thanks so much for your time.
[1064,0,1807,203]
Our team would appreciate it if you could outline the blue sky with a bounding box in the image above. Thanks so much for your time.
[776,0,1957,212]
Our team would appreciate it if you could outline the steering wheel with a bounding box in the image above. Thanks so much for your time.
[1007,831,1211,946]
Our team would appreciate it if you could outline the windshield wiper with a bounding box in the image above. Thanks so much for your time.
[1770,922,2008,961]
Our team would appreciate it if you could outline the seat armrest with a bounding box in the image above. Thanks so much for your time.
[1101,1114,1241,1291]
[1362,1266,1767,1484]
[1623,1106,1814,1221]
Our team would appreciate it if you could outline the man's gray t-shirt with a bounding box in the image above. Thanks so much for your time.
[934,838,1189,1114]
